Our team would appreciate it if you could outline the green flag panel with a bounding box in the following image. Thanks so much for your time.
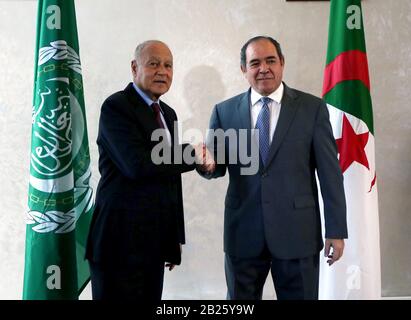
[326,0,366,65]
[24,0,94,300]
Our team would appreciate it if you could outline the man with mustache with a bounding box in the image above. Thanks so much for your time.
[86,40,213,300]
[201,36,347,300]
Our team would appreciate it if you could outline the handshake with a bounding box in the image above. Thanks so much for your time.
[193,143,216,173]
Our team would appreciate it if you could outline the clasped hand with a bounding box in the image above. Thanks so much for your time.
[194,143,216,173]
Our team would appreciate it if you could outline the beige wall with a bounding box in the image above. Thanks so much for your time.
[0,0,410,299]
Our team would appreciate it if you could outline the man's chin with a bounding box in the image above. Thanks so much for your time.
[257,84,280,95]
[151,85,170,96]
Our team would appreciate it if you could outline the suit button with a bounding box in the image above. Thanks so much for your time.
[262,172,268,178]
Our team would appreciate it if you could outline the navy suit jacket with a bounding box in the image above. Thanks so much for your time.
[86,83,195,266]
[204,83,347,259]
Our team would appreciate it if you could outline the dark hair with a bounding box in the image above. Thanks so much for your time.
[240,36,284,68]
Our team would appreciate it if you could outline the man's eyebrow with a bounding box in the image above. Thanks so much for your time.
[248,58,260,64]
[248,56,277,64]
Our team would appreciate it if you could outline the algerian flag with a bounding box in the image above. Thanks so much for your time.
[319,0,381,299]
[23,0,94,299]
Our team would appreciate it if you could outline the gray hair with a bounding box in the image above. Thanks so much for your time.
[133,40,169,64]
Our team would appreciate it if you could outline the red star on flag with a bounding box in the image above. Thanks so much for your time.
[336,114,370,174]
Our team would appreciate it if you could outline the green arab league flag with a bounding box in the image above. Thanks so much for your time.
[23,0,94,299]
[319,0,380,299]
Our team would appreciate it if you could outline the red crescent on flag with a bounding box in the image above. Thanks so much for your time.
[322,50,371,97]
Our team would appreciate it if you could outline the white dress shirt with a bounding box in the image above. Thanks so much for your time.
[250,82,284,144]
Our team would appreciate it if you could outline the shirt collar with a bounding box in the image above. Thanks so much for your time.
[132,82,162,111]
[250,82,284,106]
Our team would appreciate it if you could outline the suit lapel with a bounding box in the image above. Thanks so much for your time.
[161,103,176,146]
[124,83,176,147]
[124,83,159,138]
[238,91,253,166]
[237,90,252,130]
[264,84,299,168]
[237,90,265,172]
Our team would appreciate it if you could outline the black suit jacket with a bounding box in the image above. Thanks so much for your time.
[86,83,195,266]
[204,83,347,259]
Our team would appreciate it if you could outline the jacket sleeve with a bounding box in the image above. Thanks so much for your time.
[313,101,348,239]
[98,97,196,180]
[197,104,227,179]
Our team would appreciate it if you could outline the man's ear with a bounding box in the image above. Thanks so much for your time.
[131,60,138,76]
[241,65,247,75]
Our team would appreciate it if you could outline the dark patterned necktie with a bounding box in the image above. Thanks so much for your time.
[255,97,271,165]
[151,102,165,129]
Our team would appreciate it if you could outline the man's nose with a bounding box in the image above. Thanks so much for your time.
[157,64,169,75]
[259,62,269,73]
